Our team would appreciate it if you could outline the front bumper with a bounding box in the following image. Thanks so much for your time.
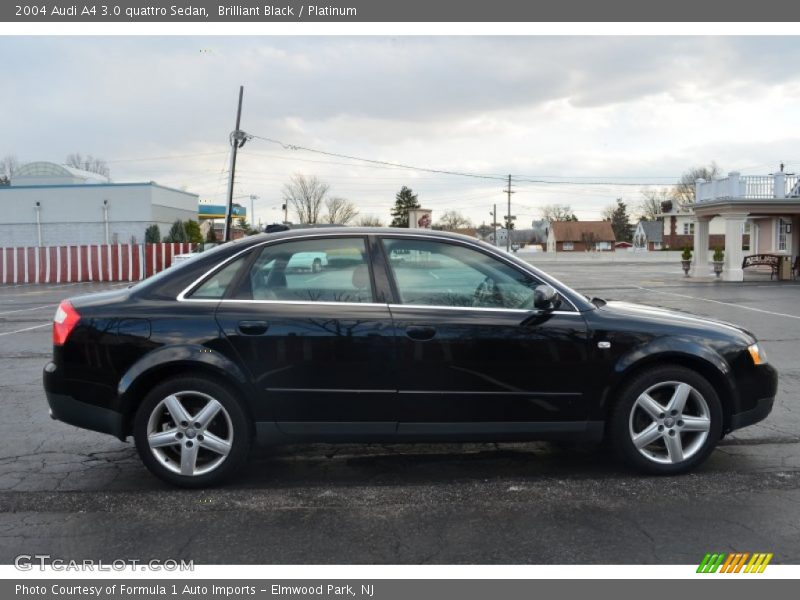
[44,362,126,440]
[728,363,778,431]
[730,396,775,431]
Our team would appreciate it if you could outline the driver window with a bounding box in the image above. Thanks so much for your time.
[382,238,539,309]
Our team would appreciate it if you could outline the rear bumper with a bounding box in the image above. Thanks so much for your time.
[44,362,126,440]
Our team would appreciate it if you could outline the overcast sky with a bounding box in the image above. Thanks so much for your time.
[3,36,800,226]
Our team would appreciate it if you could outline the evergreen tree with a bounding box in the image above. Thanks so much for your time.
[609,199,632,243]
[164,220,188,243]
[144,224,161,244]
[184,220,203,244]
[390,186,421,227]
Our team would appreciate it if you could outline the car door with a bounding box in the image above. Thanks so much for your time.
[380,236,591,433]
[211,235,397,436]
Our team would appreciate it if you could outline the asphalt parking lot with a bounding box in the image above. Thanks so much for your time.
[0,263,799,564]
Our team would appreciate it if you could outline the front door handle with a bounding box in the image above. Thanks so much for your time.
[405,325,437,341]
[238,320,269,335]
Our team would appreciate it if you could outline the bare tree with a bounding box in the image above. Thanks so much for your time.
[356,215,385,227]
[600,203,616,222]
[540,203,578,222]
[324,196,359,225]
[580,231,599,252]
[282,173,329,224]
[639,188,672,220]
[673,163,721,206]
[65,153,110,178]
[436,210,473,231]
[1,155,18,181]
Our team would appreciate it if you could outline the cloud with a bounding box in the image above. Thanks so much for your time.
[3,36,800,224]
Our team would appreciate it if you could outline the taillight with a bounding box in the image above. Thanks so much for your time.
[53,300,80,346]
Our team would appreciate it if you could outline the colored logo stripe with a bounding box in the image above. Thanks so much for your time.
[697,552,772,573]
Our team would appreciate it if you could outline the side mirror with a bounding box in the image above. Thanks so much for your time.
[533,284,559,310]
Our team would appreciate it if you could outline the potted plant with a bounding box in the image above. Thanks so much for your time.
[681,245,692,277]
[712,246,725,278]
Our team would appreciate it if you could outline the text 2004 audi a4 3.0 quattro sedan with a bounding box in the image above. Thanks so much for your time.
[44,228,777,487]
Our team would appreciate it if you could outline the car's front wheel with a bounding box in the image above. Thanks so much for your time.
[133,376,251,487]
[610,365,722,474]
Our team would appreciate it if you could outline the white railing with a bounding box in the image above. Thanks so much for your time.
[696,172,800,203]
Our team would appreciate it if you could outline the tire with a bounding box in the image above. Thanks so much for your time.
[133,375,251,488]
[609,365,723,475]
[311,258,322,273]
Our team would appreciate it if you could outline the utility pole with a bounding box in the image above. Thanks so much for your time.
[490,204,498,246]
[282,203,288,225]
[224,86,248,242]
[503,174,516,252]
[249,194,259,231]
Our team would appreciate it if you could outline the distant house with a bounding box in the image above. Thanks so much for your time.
[633,220,664,251]
[546,221,616,252]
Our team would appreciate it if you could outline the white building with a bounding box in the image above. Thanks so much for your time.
[0,161,199,246]
[691,168,800,280]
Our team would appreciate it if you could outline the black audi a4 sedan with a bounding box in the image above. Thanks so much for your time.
[44,228,777,486]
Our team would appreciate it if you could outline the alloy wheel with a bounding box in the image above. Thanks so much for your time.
[146,390,234,476]
[628,380,711,465]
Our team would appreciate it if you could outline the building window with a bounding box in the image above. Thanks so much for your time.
[562,242,574,251]
[653,242,662,250]
[596,241,611,251]
[683,222,695,235]
[742,222,751,252]
[778,219,788,252]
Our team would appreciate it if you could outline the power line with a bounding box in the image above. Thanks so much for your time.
[248,134,507,181]
[248,134,696,187]
[107,151,228,163]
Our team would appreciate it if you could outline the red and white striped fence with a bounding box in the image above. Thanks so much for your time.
[0,243,195,284]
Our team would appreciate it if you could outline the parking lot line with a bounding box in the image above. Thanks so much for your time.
[635,285,800,320]
[0,323,50,337]
[0,304,55,316]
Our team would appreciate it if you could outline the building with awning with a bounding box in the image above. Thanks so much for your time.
[198,203,247,220]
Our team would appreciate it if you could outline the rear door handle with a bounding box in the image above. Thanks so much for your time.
[238,320,269,335]
[405,326,437,341]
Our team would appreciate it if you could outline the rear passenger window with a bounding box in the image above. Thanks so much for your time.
[231,237,375,303]
[188,255,248,299]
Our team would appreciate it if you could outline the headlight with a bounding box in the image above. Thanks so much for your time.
[748,343,768,365]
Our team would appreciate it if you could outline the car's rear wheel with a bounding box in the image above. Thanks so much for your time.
[133,376,251,487]
[610,366,722,474]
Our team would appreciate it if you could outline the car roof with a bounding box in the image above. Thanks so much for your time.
[247,226,480,245]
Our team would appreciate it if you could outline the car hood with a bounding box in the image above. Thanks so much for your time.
[596,300,756,345]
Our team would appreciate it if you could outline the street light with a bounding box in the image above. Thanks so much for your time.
[249,194,259,228]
